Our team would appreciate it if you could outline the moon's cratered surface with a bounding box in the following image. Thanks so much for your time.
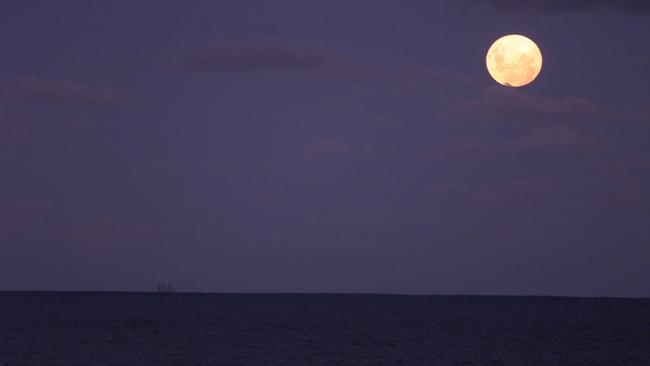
[486,34,542,87]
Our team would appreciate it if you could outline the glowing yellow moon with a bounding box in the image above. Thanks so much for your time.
[486,34,542,87]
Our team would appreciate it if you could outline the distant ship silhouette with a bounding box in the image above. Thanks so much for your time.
[157,281,176,293]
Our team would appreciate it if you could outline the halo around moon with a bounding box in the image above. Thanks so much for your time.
[486,34,542,87]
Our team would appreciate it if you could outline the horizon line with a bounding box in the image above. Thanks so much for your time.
[1,290,648,300]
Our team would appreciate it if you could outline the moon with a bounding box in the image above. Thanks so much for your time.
[486,34,542,87]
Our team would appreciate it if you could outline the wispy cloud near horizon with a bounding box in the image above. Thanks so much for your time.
[7,76,128,108]
[174,37,473,91]
[455,0,650,14]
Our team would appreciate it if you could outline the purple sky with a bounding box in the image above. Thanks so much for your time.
[1,0,649,296]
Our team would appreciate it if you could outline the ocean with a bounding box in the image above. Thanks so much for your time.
[1,292,648,365]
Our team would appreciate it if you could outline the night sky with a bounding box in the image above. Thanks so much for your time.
[1,0,649,296]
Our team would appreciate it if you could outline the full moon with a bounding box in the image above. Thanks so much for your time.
[486,34,542,87]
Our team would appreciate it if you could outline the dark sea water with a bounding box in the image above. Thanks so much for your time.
[1,292,648,365]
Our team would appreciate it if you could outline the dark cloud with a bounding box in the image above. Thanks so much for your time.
[0,198,53,240]
[617,156,650,171]
[0,198,52,218]
[0,112,39,144]
[183,38,336,72]
[344,64,474,89]
[470,177,568,208]
[8,76,128,107]
[415,126,610,160]
[423,176,573,211]
[501,126,611,154]
[304,139,371,158]
[8,198,52,215]
[438,86,648,125]
[0,205,168,245]
[589,161,650,213]
[415,135,487,159]
[180,38,472,90]
[456,0,650,14]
